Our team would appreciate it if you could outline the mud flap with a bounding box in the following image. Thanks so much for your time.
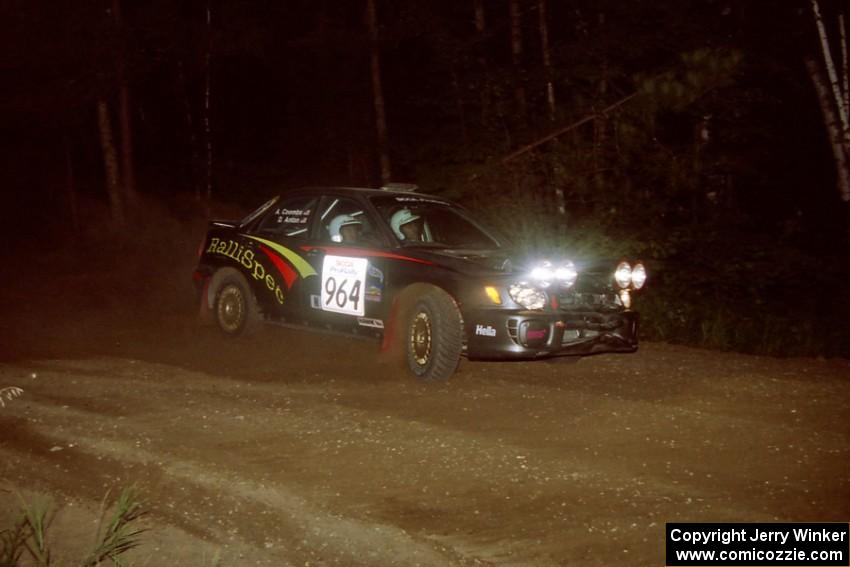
[197,276,213,325]
[380,296,401,353]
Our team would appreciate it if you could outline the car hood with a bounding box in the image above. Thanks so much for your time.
[401,247,516,276]
[411,248,620,292]
[404,248,616,278]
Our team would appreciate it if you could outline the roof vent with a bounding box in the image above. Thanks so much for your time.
[380,182,418,192]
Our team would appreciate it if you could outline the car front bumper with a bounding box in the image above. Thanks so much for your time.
[464,308,638,360]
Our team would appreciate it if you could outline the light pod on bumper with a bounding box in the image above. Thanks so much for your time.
[529,261,555,288]
[555,261,578,288]
[529,260,578,289]
[615,261,632,289]
[509,259,579,310]
[631,262,647,290]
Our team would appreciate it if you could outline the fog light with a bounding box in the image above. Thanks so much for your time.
[615,261,632,289]
[484,286,502,305]
[618,289,632,309]
[632,262,647,290]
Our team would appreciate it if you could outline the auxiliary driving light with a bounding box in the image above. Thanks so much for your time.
[615,261,632,289]
[528,260,578,289]
[631,262,647,290]
[555,261,578,288]
[530,261,555,288]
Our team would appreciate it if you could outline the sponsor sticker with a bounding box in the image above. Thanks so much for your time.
[365,285,383,302]
[475,324,497,337]
[207,237,285,304]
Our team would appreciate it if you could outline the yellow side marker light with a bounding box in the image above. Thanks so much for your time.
[484,286,502,305]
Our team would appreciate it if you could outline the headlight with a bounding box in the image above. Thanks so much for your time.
[631,262,647,290]
[614,261,632,289]
[508,284,546,310]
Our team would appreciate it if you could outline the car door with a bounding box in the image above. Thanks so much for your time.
[245,194,321,320]
[300,195,391,332]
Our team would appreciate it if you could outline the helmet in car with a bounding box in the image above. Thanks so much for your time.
[328,214,363,242]
[390,208,421,240]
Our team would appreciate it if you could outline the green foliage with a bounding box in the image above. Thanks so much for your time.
[409,36,850,358]
[81,488,146,567]
[634,226,850,357]
[638,49,743,111]
[1,488,146,567]
[0,515,28,567]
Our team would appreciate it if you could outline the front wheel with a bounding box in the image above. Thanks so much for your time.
[404,288,463,381]
[212,269,260,337]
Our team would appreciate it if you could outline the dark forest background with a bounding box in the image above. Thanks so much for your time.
[2,0,849,356]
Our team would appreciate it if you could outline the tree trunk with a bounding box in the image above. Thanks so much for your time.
[536,0,562,219]
[97,100,125,225]
[63,133,79,234]
[538,0,555,121]
[509,0,526,122]
[204,0,214,204]
[806,58,850,202]
[474,0,485,39]
[452,68,469,146]
[473,0,491,125]
[367,0,392,185]
[811,0,848,137]
[177,59,202,201]
[118,84,135,204]
[112,0,136,208]
[841,14,849,119]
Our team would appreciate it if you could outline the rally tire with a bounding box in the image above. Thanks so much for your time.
[404,288,463,381]
[212,269,261,337]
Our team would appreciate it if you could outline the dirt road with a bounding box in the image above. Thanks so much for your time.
[2,308,848,566]
[1,236,848,566]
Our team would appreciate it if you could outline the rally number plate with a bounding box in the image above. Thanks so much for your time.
[321,255,368,316]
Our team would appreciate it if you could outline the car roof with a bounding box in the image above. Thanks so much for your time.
[283,186,451,201]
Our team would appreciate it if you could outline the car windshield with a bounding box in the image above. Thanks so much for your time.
[240,195,280,227]
[371,195,501,249]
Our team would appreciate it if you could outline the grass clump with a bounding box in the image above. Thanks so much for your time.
[1,487,145,567]
[0,388,23,408]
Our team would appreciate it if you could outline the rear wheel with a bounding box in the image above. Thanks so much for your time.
[404,288,462,381]
[212,270,260,337]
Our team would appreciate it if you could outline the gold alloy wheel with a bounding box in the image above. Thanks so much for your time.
[410,311,432,367]
[217,285,246,334]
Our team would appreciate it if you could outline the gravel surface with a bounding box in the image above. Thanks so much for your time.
[0,242,848,566]
[1,313,848,565]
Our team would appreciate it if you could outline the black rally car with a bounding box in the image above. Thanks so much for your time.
[193,186,647,380]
